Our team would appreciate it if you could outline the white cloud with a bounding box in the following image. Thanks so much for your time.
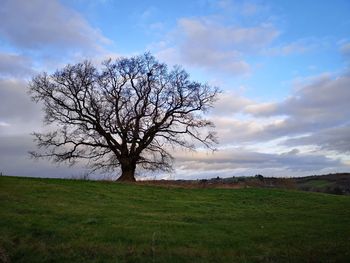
[340,42,350,53]
[0,78,42,135]
[0,121,10,127]
[264,38,329,56]
[0,52,35,77]
[172,147,347,179]
[0,135,89,178]
[246,72,350,131]
[156,17,279,75]
[178,18,278,50]
[206,70,350,156]
[244,102,277,116]
[0,0,110,52]
[212,91,253,115]
[284,125,350,153]
[340,42,350,60]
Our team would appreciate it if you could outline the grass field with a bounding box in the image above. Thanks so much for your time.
[302,179,334,188]
[1,176,350,262]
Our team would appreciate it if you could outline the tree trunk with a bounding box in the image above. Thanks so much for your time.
[117,161,136,182]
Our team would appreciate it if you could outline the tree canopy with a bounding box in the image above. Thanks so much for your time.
[29,53,218,181]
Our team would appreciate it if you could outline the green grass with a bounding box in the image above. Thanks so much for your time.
[302,179,334,188]
[1,176,350,262]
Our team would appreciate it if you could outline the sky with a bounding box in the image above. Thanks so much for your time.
[0,0,350,180]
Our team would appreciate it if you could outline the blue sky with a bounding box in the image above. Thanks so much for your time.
[64,0,349,96]
[0,0,350,179]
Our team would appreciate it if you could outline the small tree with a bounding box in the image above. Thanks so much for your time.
[29,53,218,181]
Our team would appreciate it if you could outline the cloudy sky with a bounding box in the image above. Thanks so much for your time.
[0,0,350,179]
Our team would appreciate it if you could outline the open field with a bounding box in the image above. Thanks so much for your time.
[1,176,350,262]
[140,173,350,196]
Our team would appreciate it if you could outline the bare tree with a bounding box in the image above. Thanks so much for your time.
[29,53,218,181]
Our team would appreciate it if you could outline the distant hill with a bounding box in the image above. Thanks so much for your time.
[293,173,350,195]
[139,173,350,195]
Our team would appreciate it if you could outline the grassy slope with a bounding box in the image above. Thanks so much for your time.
[1,176,350,263]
